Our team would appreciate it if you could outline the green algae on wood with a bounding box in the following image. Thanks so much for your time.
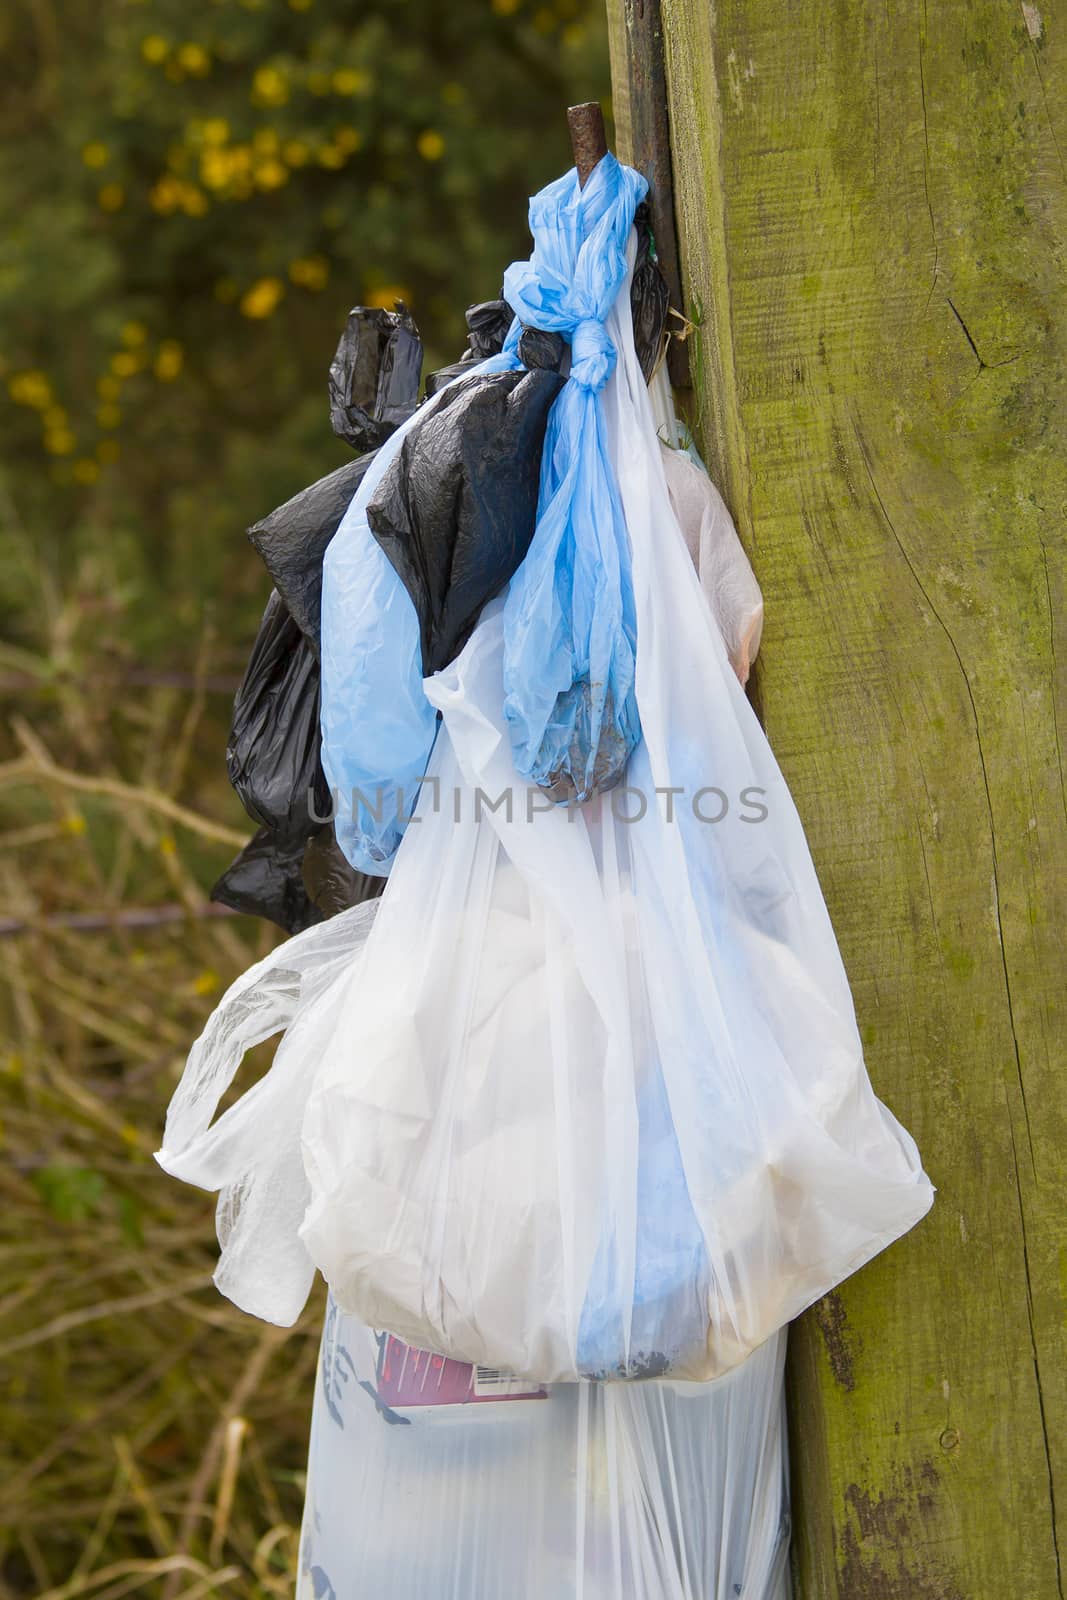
[607,0,1067,1593]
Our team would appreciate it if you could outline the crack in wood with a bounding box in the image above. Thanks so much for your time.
[854,416,1063,1598]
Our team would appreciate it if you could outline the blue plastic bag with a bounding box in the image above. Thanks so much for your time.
[319,154,648,872]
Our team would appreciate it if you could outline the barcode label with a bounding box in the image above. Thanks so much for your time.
[374,1333,548,1408]
[473,1366,543,1398]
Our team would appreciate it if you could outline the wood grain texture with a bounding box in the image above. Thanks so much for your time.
[607,0,1067,1593]
[611,0,692,385]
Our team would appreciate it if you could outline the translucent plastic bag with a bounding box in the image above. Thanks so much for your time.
[649,365,764,686]
[298,1296,791,1600]
[159,213,933,1382]
[159,899,380,1324]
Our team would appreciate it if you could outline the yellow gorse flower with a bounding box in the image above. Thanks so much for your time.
[331,67,371,95]
[154,341,184,381]
[240,277,285,319]
[254,158,289,190]
[416,129,445,161]
[177,43,211,76]
[366,285,412,310]
[252,65,289,107]
[8,371,52,408]
[289,256,329,290]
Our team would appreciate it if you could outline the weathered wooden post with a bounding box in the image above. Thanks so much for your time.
[608,0,1067,1592]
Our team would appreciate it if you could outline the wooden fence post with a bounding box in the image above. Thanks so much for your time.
[607,0,1067,1592]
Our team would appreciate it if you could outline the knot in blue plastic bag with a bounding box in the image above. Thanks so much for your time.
[496,152,648,802]
[571,318,615,391]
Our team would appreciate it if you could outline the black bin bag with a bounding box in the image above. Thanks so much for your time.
[226,590,331,840]
[425,298,516,397]
[366,364,565,676]
[302,829,385,920]
[247,451,376,653]
[215,300,427,932]
[466,298,515,359]
[329,304,422,453]
[212,827,322,935]
[631,203,671,384]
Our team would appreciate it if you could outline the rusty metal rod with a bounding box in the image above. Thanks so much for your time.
[567,101,608,188]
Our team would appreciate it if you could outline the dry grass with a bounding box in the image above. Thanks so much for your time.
[1,585,320,1598]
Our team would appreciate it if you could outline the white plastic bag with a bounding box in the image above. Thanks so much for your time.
[298,1296,791,1600]
[656,450,763,690]
[159,240,933,1382]
[156,899,380,1324]
[649,365,764,687]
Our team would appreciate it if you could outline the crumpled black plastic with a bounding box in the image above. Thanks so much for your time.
[302,829,385,920]
[247,452,377,654]
[366,364,565,676]
[466,299,514,359]
[329,304,422,453]
[631,203,670,384]
[217,211,665,934]
[517,326,567,372]
[211,827,322,935]
[425,210,667,400]
[425,298,516,397]
[215,302,428,932]
[226,590,331,841]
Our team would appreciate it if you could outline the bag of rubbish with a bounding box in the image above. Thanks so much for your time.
[329,304,423,454]
[298,1295,791,1600]
[426,211,667,400]
[630,201,670,383]
[648,363,764,686]
[162,899,382,1324]
[226,590,331,840]
[466,298,516,360]
[158,156,933,1384]
[220,457,382,930]
[212,826,322,935]
[247,453,377,653]
[302,828,385,920]
[366,365,565,676]
[658,439,764,687]
[425,299,515,397]
[317,155,647,878]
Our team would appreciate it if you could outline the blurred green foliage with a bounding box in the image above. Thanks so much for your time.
[0,0,609,666]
